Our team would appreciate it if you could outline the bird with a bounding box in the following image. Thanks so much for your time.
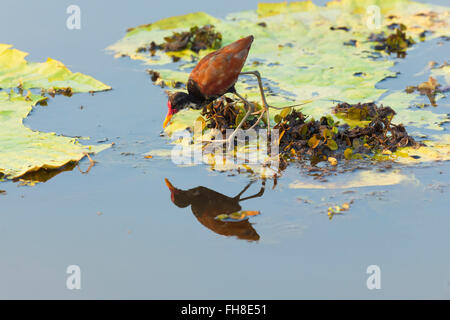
[163,35,272,144]
[164,178,265,241]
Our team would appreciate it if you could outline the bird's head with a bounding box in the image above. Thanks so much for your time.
[165,178,190,208]
[163,92,192,128]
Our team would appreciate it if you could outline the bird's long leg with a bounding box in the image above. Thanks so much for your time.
[202,91,253,150]
[232,91,254,134]
[238,180,266,202]
[234,181,254,199]
[248,110,266,130]
[239,71,271,135]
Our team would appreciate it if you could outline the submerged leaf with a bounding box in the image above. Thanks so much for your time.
[290,170,418,189]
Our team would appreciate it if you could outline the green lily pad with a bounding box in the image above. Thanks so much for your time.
[0,44,111,92]
[0,45,111,181]
[0,91,109,179]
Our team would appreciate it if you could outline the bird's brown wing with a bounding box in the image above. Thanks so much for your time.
[189,35,253,98]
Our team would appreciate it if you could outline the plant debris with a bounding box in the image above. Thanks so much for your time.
[137,25,222,54]
[46,87,73,98]
[333,102,396,121]
[328,201,352,220]
[201,97,263,132]
[147,70,183,88]
[215,210,260,222]
[406,76,442,106]
[274,102,421,166]
[147,70,160,82]
[344,39,357,46]
[199,98,421,166]
[368,24,415,58]
[330,26,350,31]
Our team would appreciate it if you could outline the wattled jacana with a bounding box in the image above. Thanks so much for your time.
[163,35,272,143]
[165,178,265,241]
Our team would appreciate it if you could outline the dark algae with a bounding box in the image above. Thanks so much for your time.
[200,96,421,168]
[274,102,420,164]
[137,25,222,54]
[201,97,265,132]
[368,24,415,58]
[333,102,396,121]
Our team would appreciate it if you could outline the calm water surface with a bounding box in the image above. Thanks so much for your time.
[0,0,449,299]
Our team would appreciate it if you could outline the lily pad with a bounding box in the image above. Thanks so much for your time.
[0,44,111,92]
[0,45,111,180]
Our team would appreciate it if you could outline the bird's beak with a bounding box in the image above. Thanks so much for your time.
[163,111,173,128]
[164,178,175,192]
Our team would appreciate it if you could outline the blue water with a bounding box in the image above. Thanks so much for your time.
[0,0,449,299]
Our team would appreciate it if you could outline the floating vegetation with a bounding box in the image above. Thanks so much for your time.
[137,25,222,54]
[45,87,73,98]
[201,97,265,132]
[368,24,416,58]
[274,102,420,167]
[406,76,442,106]
[333,102,396,122]
[215,211,260,222]
[0,44,111,181]
[147,69,184,88]
[328,201,352,220]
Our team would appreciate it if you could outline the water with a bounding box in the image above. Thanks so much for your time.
[0,0,449,299]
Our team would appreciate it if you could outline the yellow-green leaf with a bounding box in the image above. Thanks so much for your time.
[308,135,320,149]
[0,45,110,92]
[279,107,292,119]
[326,139,338,151]
[0,45,111,181]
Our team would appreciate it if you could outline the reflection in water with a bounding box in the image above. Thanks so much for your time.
[12,156,95,186]
[165,179,265,241]
[14,162,77,185]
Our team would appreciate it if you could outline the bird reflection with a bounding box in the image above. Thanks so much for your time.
[165,178,265,241]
